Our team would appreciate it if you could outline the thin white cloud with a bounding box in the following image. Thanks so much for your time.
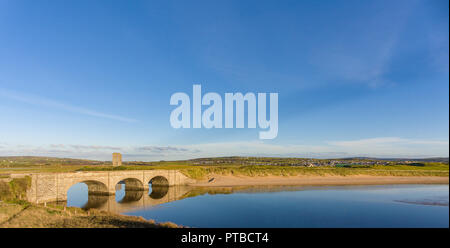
[0,88,137,123]
[328,137,449,147]
[325,137,449,158]
[310,1,417,88]
[0,144,201,161]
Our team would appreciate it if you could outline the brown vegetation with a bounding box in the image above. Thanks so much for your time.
[0,202,179,228]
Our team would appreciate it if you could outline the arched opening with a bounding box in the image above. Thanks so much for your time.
[67,180,109,210]
[148,176,169,199]
[115,178,144,203]
[149,176,169,186]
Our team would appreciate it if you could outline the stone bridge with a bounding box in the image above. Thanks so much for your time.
[26,170,195,203]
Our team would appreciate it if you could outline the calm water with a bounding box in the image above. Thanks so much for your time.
[67,184,449,228]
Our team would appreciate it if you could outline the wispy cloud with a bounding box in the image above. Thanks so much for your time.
[135,146,200,153]
[310,1,417,88]
[326,137,449,158]
[0,144,201,161]
[0,88,137,123]
[328,137,449,147]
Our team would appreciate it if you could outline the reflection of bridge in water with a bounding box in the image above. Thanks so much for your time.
[75,185,338,214]
[80,186,194,214]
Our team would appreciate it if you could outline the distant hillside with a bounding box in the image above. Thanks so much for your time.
[342,157,449,163]
[0,156,106,166]
[413,157,449,163]
[0,155,447,168]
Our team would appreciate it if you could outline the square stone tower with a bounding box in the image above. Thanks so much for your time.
[112,153,122,166]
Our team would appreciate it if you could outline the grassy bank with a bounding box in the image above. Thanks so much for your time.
[0,201,179,228]
[0,177,31,202]
[179,164,449,180]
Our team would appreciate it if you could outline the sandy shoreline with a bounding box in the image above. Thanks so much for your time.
[190,175,449,187]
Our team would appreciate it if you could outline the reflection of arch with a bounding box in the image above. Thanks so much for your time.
[149,186,169,199]
[82,194,109,209]
[149,176,169,186]
[118,190,143,203]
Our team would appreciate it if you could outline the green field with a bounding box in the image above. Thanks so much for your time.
[0,156,448,180]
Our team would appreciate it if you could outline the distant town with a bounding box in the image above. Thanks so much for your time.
[184,156,449,167]
[0,155,447,170]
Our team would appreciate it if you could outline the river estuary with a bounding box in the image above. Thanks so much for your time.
[67,183,449,228]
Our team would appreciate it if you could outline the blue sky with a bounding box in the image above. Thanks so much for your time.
[0,0,448,160]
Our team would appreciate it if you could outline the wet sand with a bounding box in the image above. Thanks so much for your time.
[190,175,449,187]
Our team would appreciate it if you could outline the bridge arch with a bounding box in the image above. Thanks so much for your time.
[148,176,170,199]
[149,176,169,186]
[66,180,109,196]
[115,178,145,203]
[115,178,145,191]
[66,180,109,209]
